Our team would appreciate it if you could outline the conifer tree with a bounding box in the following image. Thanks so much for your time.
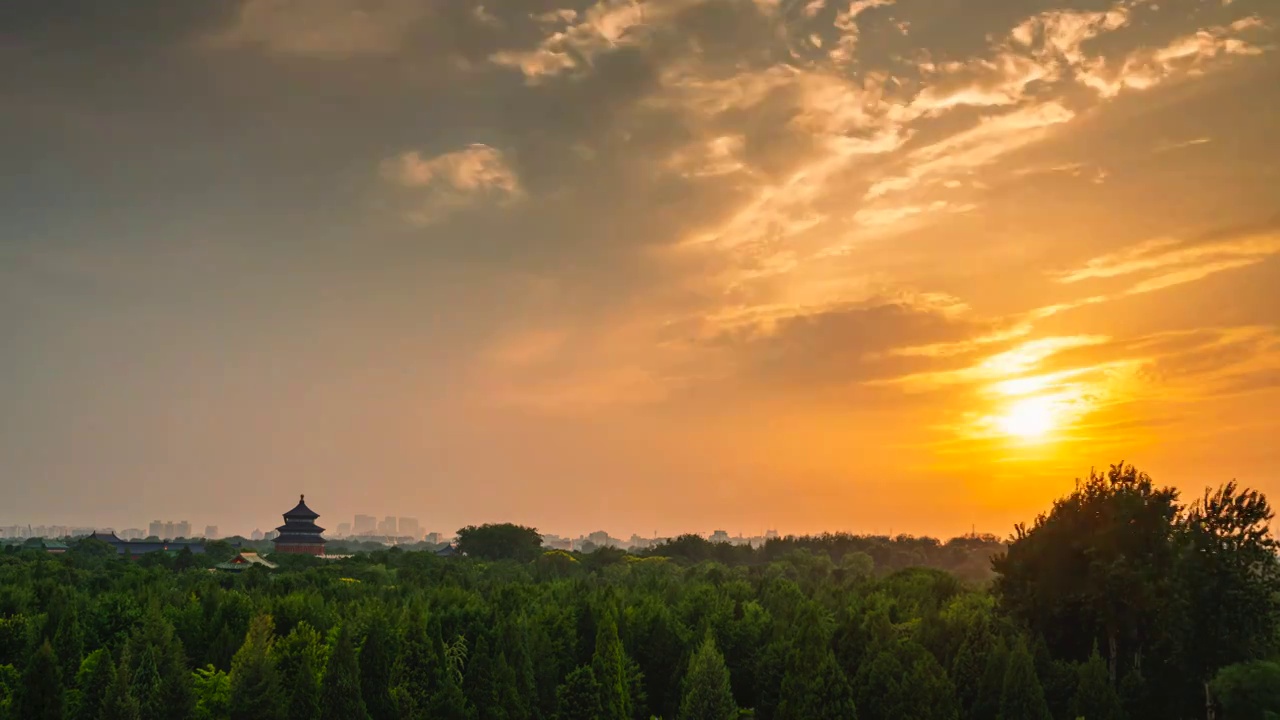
[464,634,504,719]
[854,635,957,720]
[358,612,397,720]
[101,653,141,720]
[1119,665,1148,720]
[0,663,19,720]
[777,603,857,720]
[592,614,633,720]
[229,614,285,720]
[72,648,115,720]
[972,638,1007,720]
[320,624,370,720]
[557,665,604,720]
[53,596,86,682]
[16,639,64,720]
[678,635,738,720]
[1072,645,1125,720]
[275,622,323,720]
[951,629,991,720]
[497,617,537,720]
[125,607,195,720]
[429,634,475,719]
[390,615,442,720]
[1000,639,1051,720]
[192,665,231,720]
[495,651,527,720]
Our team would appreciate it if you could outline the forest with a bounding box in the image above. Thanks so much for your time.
[1,464,1278,720]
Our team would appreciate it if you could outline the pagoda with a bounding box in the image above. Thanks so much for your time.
[273,495,327,556]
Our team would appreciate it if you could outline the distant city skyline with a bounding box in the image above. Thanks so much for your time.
[1,505,854,549]
[1,494,819,543]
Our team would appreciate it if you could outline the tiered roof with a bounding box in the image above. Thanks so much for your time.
[274,495,327,547]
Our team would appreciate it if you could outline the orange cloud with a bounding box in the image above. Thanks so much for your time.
[380,144,523,225]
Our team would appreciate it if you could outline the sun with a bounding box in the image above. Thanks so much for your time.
[995,395,1058,440]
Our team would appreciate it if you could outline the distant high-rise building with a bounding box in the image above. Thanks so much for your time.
[203,526,218,539]
[354,515,376,535]
[378,516,398,537]
[162,521,175,540]
[710,530,730,544]
[337,523,351,537]
[120,528,145,540]
[175,521,192,539]
[425,532,442,545]
[149,520,163,539]
[765,529,779,540]
[399,517,421,540]
[251,529,264,541]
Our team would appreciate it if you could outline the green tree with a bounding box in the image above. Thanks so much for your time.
[999,639,1050,720]
[72,649,115,720]
[428,634,474,719]
[678,635,737,720]
[320,624,370,720]
[464,635,504,719]
[16,639,64,720]
[1180,482,1280,716]
[125,607,196,720]
[101,654,141,720]
[557,665,603,720]
[1210,660,1280,720]
[275,622,323,720]
[497,617,537,720]
[993,465,1180,685]
[972,639,1008,720]
[777,603,857,720]
[1071,645,1124,720]
[627,598,691,719]
[192,665,231,720]
[951,628,993,720]
[1118,666,1148,720]
[358,613,396,720]
[53,594,86,682]
[0,663,18,720]
[390,615,442,720]
[592,614,634,720]
[228,615,284,720]
[853,617,958,720]
[455,524,544,562]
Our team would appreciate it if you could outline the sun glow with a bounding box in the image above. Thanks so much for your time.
[994,395,1059,440]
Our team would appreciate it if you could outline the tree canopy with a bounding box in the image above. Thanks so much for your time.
[1,462,1275,719]
[455,524,544,563]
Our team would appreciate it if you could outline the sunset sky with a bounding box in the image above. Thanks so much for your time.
[3,0,1278,539]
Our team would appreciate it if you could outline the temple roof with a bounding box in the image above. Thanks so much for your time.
[274,534,328,545]
[275,520,326,535]
[283,494,319,521]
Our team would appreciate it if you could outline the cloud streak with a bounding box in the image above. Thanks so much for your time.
[380,144,524,225]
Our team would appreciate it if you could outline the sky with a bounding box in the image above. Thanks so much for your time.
[2,0,1279,540]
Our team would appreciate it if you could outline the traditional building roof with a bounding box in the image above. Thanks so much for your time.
[215,551,278,571]
[22,538,68,553]
[283,495,320,521]
[274,494,327,552]
[86,531,205,556]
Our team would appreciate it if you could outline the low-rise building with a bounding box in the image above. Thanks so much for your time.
[87,531,205,557]
[214,551,278,572]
